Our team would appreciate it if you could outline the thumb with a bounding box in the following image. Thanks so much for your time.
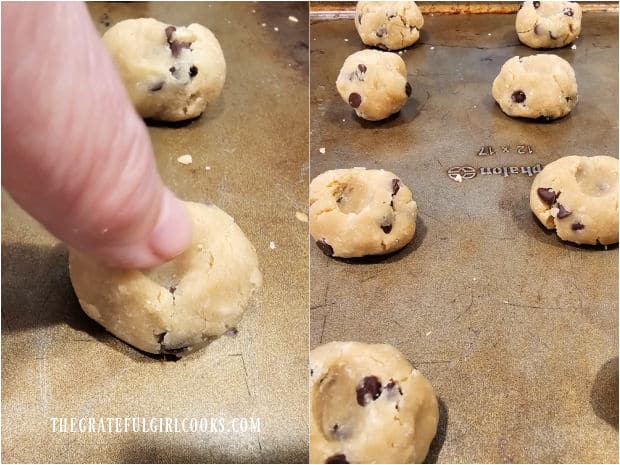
[1,2,192,268]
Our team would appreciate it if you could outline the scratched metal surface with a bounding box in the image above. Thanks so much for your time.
[1,2,308,463]
[310,12,618,464]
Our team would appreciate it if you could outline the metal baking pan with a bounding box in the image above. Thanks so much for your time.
[310,5,618,463]
[2,2,309,462]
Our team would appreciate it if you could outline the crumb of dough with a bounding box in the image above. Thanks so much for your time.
[177,154,193,165]
[288,15,299,22]
[295,211,309,223]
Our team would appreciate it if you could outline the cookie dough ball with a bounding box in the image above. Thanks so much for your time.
[492,54,578,120]
[336,50,410,121]
[516,1,582,49]
[69,202,262,355]
[310,342,439,464]
[355,1,424,51]
[530,156,618,245]
[103,18,226,121]
[309,168,417,258]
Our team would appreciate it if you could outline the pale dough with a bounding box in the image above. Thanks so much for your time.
[309,168,417,258]
[103,18,226,121]
[530,156,618,245]
[336,50,410,121]
[492,54,578,120]
[69,201,262,355]
[310,341,439,464]
[516,0,582,49]
[355,1,424,51]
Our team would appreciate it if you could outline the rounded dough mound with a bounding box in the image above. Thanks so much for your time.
[310,341,439,464]
[530,156,618,245]
[516,0,582,49]
[355,1,424,51]
[336,50,410,121]
[491,54,578,120]
[309,168,417,258]
[69,202,262,355]
[103,18,226,121]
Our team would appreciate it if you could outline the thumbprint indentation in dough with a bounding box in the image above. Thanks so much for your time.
[314,365,364,441]
[331,178,372,214]
[575,162,617,197]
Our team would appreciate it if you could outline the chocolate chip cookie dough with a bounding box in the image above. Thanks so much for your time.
[309,168,417,258]
[336,50,411,121]
[310,342,439,464]
[355,1,424,51]
[492,54,578,120]
[103,18,226,121]
[530,156,619,245]
[69,202,262,355]
[516,0,582,49]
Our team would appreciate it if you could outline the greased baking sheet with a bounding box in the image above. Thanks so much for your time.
[2,3,308,463]
[309,10,618,464]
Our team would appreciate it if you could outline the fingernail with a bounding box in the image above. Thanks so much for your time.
[148,189,192,261]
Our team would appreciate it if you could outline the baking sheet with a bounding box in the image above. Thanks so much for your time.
[2,2,309,463]
[309,11,618,464]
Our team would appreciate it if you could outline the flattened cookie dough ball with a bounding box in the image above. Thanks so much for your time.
[69,202,262,355]
[530,156,619,245]
[516,1,582,49]
[355,1,424,51]
[336,50,411,121]
[103,18,226,121]
[309,168,417,258]
[492,54,578,120]
[310,342,439,464]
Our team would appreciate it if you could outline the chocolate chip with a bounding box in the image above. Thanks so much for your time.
[572,222,585,231]
[511,90,526,103]
[385,379,403,395]
[224,327,238,337]
[376,43,388,51]
[566,96,573,102]
[533,1,540,8]
[376,26,387,38]
[310,368,314,376]
[170,40,191,57]
[358,14,362,24]
[563,7,574,16]
[381,223,392,234]
[557,204,572,219]
[356,375,382,406]
[189,65,198,77]
[348,92,362,108]
[392,178,400,196]
[150,82,164,92]
[537,187,556,206]
[387,14,397,20]
[405,82,412,97]
[165,25,176,42]
[534,24,540,35]
[358,63,367,73]
[316,239,334,257]
[169,66,176,73]
[169,285,177,295]
[549,31,558,40]
[326,454,349,464]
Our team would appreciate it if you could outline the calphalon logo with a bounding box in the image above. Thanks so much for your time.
[447,163,543,182]
[447,166,477,182]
